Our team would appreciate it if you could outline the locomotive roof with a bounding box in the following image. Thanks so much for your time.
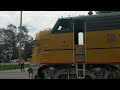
[64,11,120,21]
[52,12,120,34]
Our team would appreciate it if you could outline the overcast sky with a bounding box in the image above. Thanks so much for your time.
[0,11,96,38]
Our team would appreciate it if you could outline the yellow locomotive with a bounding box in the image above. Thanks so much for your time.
[28,12,120,79]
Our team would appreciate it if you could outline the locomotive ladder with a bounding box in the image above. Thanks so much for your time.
[74,20,87,79]
[75,63,85,79]
[75,47,86,79]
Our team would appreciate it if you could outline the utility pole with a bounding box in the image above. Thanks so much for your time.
[19,11,22,65]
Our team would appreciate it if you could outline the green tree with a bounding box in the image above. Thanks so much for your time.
[0,24,33,62]
[22,38,33,61]
[7,24,17,32]
[5,24,18,60]
[0,28,6,54]
[17,26,33,61]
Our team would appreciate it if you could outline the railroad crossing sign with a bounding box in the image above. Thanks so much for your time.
[8,47,13,63]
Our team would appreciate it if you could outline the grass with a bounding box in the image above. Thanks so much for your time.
[0,64,30,71]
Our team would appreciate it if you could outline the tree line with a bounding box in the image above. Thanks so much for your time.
[0,24,33,63]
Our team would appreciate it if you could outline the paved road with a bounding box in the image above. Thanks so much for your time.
[0,68,29,79]
[0,62,30,65]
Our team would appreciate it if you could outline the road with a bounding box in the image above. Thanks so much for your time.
[0,62,30,65]
[0,68,29,79]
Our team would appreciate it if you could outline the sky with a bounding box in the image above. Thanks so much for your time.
[0,11,96,38]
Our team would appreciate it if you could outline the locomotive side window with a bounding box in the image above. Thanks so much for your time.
[74,20,84,45]
[78,32,83,45]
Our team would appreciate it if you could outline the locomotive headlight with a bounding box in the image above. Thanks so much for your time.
[32,40,37,45]
[32,40,40,46]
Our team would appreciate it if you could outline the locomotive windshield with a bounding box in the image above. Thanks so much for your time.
[52,18,73,34]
